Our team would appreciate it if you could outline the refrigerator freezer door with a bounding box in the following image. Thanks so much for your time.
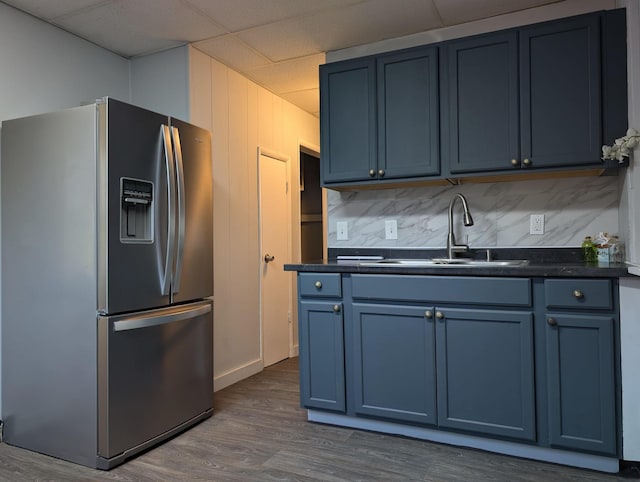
[170,118,213,302]
[103,99,172,314]
[97,300,213,463]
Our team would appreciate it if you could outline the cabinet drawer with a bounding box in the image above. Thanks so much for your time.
[544,279,613,310]
[352,275,531,306]
[299,273,342,298]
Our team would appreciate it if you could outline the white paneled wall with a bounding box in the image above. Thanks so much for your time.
[189,47,319,391]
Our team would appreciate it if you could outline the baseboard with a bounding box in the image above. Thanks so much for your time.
[290,344,299,357]
[214,358,263,392]
[308,411,620,474]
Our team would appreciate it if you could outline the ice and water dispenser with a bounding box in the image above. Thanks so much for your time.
[120,178,153,243]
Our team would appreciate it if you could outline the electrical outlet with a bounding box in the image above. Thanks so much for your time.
[530,214,544,235]
[385,220,398,240]
[336,221,348,240]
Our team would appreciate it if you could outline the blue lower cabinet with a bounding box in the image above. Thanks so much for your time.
[351,303,437,425]
[435,308,536,441]
[546,313,617,455]
[296,272,620,465]
[299,300,345,412]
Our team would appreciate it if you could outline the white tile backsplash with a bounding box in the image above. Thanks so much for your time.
[327,175,620,248]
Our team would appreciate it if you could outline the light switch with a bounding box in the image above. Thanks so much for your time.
[385,220,398,240]
[336,221,348,240]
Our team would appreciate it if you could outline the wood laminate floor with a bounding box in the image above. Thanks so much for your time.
[0,357,638,481]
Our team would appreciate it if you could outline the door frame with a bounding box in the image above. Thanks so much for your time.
[298,140,326,260]
[257,147,293,364]
[295,140,324,358]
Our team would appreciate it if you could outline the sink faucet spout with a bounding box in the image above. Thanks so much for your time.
[447,193,474,259]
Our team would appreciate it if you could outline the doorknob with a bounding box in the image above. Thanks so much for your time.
[264,254,275,263]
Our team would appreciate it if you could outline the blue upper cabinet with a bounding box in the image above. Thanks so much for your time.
[320,47,440,186]
[320,58,376,184]
[519,15,602,170]
[443,32,520,174]
[377,47,440,180]
[320,9,626,188]
[445,14,606,175]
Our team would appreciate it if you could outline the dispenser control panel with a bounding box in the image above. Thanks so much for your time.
[120,178,154,243]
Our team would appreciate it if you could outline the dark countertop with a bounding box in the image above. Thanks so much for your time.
[284,247,632,278]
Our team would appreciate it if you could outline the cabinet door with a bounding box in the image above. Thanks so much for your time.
[445,32,519,174]
[352,303,437,425]
[435,308,536,441]
[298,300,345,412]
[320,59,376,184]
[378,47,439,179]
[546,313,616,455]
[520,16,602,168]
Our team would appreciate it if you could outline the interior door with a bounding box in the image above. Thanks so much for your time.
[259,151,291,367]
[105,98,171,314]
[169,118,213,303]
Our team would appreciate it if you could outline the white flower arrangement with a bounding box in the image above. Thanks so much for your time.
[601,128,640,163]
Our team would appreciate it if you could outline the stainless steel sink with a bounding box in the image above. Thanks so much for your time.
[359,258,529,267]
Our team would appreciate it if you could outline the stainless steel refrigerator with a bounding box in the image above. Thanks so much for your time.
[1,98,214,469]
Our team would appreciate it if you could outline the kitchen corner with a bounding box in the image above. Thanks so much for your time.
[287,4,640,474]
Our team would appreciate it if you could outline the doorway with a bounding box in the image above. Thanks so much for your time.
[299,149,323,262]
[258,149,291,367]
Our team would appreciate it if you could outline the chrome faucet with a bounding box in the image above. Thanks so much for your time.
[446,193,474,259]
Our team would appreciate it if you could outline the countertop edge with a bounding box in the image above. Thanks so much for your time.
[284,262,631,278]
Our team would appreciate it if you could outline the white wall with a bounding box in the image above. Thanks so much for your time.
[616,0,640,461]
[0,3,129,121]
[130,46,191,121]
[0,4,130,416]
[188,47,319,390]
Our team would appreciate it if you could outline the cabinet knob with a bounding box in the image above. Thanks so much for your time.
[369,169,376,177]
[435,311,444,320]
[522,158,531,166]
[333,304,341,313]
[547,317,558,326]
[573,289,584,299]
[314,281,322,289]
[425,310,433,319]
[511,159,519,167]
[378,169,385,177]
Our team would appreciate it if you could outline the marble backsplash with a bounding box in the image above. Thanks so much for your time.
[327,175,620,249]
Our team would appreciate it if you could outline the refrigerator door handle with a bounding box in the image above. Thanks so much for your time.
[113,303,211,332]
[161,125,176,296]
[170,126,186,294]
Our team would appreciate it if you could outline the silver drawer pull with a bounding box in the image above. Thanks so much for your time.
[314,281,322,289]
[333,304,341,313]
[435,311,444,320]
[547,318,558,326]
[573,290,584,299]
[425,310,433,319]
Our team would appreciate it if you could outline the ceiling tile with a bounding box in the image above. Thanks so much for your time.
[185,0,362,32]
[433,0,562,25]
[237,0,442,62]
[194,36,271,72]
[54,0,228,57]
[246,53,325,94]
[1,0,107,20]
[279,89,320,117]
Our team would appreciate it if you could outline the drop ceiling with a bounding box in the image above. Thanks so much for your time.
[2,0,565,116]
